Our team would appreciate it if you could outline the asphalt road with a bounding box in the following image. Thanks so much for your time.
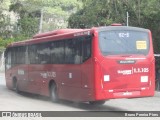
[0,73,160,120]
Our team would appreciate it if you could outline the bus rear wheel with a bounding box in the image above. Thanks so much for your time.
[13,78,19,93]
[50,83,59,102]
[89,100,106,105]
[155,80,160,91]
[15,82,19,93]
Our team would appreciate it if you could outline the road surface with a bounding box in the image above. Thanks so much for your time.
[0,73,160,120]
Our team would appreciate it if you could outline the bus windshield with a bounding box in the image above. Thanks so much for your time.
[98,30,150,56]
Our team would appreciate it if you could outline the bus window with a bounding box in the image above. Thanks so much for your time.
[37,43,51,64]
[17,46,26,64]
[83,36,91,62]
[65,39,82,64]
[5,49,11,70]
[28,45,39,64]
[99,30,149,56]
[50,41,65,64]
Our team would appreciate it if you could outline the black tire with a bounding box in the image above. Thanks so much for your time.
[15,81,20,93]
[155,80,160,91]
[13,78,19,93]
[89,100,106,105]
[50,83,59,102]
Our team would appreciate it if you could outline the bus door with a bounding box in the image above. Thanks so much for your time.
[58,38,84,100]
[59,67,82,100]
[27,45,41,94]
[81,36,94,99]
[27,66,41,94]
[5,48,13,88]
[13,46,29,92]
[59,36,93,100]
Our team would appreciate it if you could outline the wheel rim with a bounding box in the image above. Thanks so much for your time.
[50,84,58,102]
[51,86,56,99]
[157,81,160,91]
[15,81,19,93]
[156,80,160,91]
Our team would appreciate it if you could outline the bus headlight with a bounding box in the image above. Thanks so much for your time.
[141,76,148,82]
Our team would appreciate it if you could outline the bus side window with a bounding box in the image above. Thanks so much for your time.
[50,41,65,64]
[28,45,39,64]
[17,46,26,64]
[11,47,17,67]
[65,38,82,64]
[37,43,51,64]
[74,38,82,64]
[25,46,30,64]
[83,36,92,62]
[65,39,75,64]
[5,49,11,70]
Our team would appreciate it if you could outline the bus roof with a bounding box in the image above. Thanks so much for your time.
[7,28,90,47]
[96,26,150,32]
[7,25,150,48]
[33,29,84,39]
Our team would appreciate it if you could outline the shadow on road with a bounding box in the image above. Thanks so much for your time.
[0,84,127,111]
[58,100,127,111]
[17,91,127,111]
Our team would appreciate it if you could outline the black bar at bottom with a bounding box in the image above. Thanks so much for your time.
[0,111,160,117]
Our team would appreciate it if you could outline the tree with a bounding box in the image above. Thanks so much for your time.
[9,0,82,37]
[9,1,40,38]
[0,0,13,39]
[68,0,160,53]
[68,0,143,28]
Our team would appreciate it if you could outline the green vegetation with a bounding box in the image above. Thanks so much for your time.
[1,0,160,53]
[68,0,160,53]
[0,0,82,51]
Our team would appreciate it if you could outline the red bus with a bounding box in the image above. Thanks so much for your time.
[5,24,155,105]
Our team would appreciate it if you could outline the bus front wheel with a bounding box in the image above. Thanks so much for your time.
[50,83,59,102]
